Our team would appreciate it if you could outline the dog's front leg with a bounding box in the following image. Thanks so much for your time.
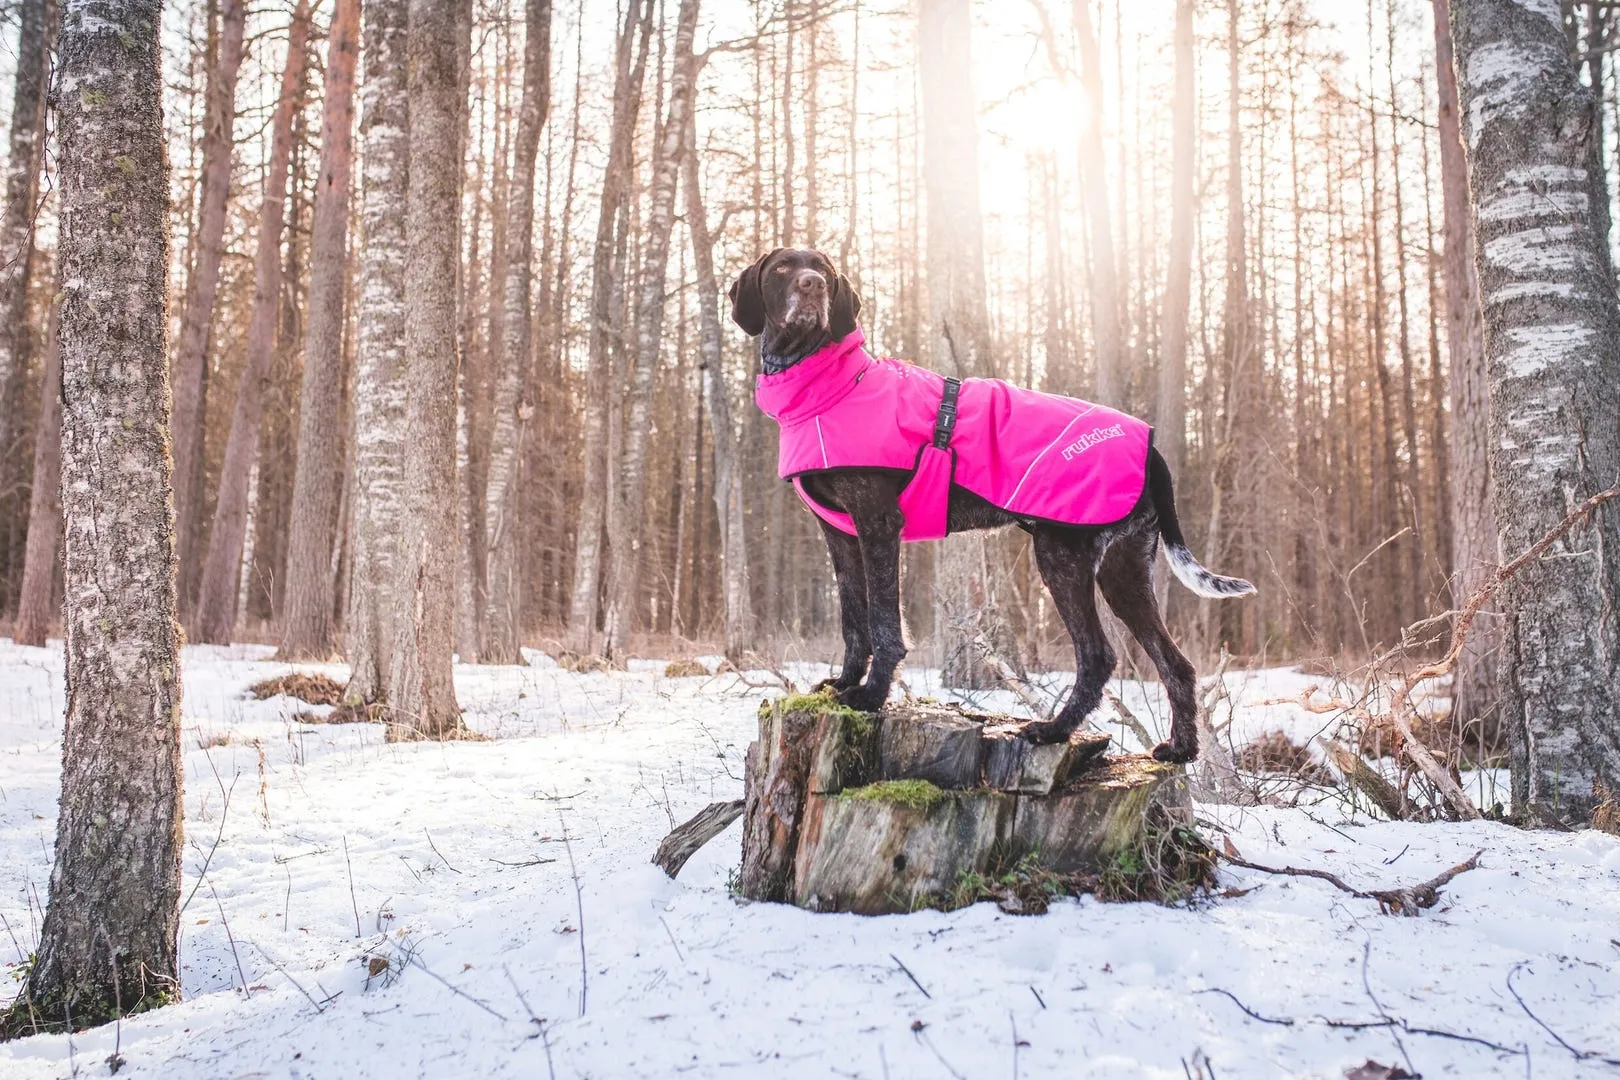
[838,504,905,713]
[814,520,871,693]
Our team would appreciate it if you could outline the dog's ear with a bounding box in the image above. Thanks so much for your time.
[727,250,779,337]
[829,273,863,340]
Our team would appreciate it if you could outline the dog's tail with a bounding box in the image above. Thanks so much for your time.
[1147,446,1257,599]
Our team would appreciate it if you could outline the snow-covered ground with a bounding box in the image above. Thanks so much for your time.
[0,641,1617,1079]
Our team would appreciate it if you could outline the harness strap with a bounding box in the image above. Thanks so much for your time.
[933,377,962,450]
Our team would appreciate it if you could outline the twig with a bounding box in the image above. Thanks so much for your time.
[343,835,361,938]
[659,916,686,964]
[890,953,931,999]
[1102,688,1156,752]
[208,882,251,999]
[1194,987,1294,1025]
[1506,962,1620,1066]
[1360,940,1415,1076]
[504,965,557,1078]
[180,761,238,914]
[249,940,334,1013]
[1218,850,1482,916]
[424,829,461,874]
[1198,984,1526,1056]
[410,956,508,1022]
[489,856,558,868]
[556,803,588,1017]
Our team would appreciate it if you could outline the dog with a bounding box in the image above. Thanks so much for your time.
[730,247,1253,764]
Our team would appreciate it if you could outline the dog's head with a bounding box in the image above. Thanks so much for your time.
[728,248,862,366]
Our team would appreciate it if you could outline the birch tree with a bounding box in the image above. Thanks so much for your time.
[171,0,247,608]
[281,0,362,660]
[193,0,313,644]
[1452,0,1620,824]
[483,0,553,664]
[601,0,700,660]
[346,0,411,711]
[14,296,61,648]
[0,0,182,1037]
[1071,0,1123,404]
[385,0,471,737]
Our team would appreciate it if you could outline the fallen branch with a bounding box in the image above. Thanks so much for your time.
[653,799,745,878]
[1320,740,1407,821]
[1101,688,1155,753]
[970,632,1051,718]
[1219,849,1482,916]
[1197,985,1525,1056]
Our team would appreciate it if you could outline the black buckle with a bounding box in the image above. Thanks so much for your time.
[933,377,961,449]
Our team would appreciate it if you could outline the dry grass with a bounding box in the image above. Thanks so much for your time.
[662,658,709,678]
[1235,730,1335,786]
[249,672,346,706]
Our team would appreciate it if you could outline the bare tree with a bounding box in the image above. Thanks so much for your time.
[1071,0,1123,403]
[281,0,362,660]
[1157,0,1195,476]
[171,0,247,609]
[1432,0,1497,742]
[193,0,313,644]
[483,0,553,664]
[601,0,701,660]
[0,0,56,474]
[14,293,61,648]
[346,0,411,710]
[385,0,472,737]
[1,0,182,1038]
[684,107,755,657]
[1452,0,1620,824]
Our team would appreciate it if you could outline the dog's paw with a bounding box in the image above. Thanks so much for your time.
[1150,740,1199,765]
[1020,718,1075,745]
[831,683,886,713]
[812,676,855,695]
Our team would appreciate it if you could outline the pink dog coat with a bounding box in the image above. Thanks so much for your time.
[754,330,1152,541]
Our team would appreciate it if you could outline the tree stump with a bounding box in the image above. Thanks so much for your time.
[737,695,1190,915]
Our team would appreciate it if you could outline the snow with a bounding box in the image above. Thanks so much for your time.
[1,641,1618,1079]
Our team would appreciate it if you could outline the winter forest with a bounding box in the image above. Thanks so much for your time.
[1,0,1619,1075]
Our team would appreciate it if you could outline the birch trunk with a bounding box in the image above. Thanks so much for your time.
[0,0,54,490]
[683,112,756,657]
[280,0,361,660]
[600,0,699,660]
[193,0,312,644]
[1156,0,1195,479]
[1071,0,1123,404]
[171,0,246,611]
[564,0,653,656]
[1432,0,1499,741]
[1452,0,1620,823]
[1,0,182,1036]
[483,0,553,664]
[14,292,61,648]
[384,0,470,738]
[346,0,411,709]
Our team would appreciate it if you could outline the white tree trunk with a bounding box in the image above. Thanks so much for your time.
[1452,0,1620,824]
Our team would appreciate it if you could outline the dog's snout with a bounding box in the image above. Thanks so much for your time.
[794,269,826,294]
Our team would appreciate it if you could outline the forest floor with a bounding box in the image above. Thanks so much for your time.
[0,641,1617,1079]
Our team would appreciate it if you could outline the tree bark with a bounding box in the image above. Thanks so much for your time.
[14,291,61,648]
[171,0,247,613]
[564,0,653,656]
[683,109,756,658]
[1452,0,1620,824]
[483,0,553,664]
[384,0,471,738]
[1432,0,1498,742]
[0,0,55,493]
[1071,0,1123,404]
[192,0,312,644]
[2,0,182,1037]
[346,0,412,710]
[280,0,361,660]
[600,0,700,660]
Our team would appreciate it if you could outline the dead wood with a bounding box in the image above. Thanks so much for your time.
[249,672,346,706]
[1320,740,1407,821]
[653,799,744,878]
[1219,847,1482,916]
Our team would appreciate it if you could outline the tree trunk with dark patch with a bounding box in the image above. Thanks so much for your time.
[1432,0,1499,743]
[383,0,471,738]
[483,0,553,664]
[1,0,182,1038]
[1452,0,1620,824]
[171,0,246,614]
[280,0,360,661]
[345,0,411,711]
[0,0,55,492]
[193,0,312,644]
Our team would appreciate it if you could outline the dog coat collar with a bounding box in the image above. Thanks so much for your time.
[755,329,1152,541]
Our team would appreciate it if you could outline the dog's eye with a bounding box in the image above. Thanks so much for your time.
[774,265,791,274]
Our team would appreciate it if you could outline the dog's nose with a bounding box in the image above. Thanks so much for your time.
[794,270,826,294]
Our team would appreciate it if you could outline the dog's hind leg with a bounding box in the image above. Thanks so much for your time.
[837,500,906,713]
[1097,528,1200,764]
[1025,527,1112,744]
[814,519,871,693]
